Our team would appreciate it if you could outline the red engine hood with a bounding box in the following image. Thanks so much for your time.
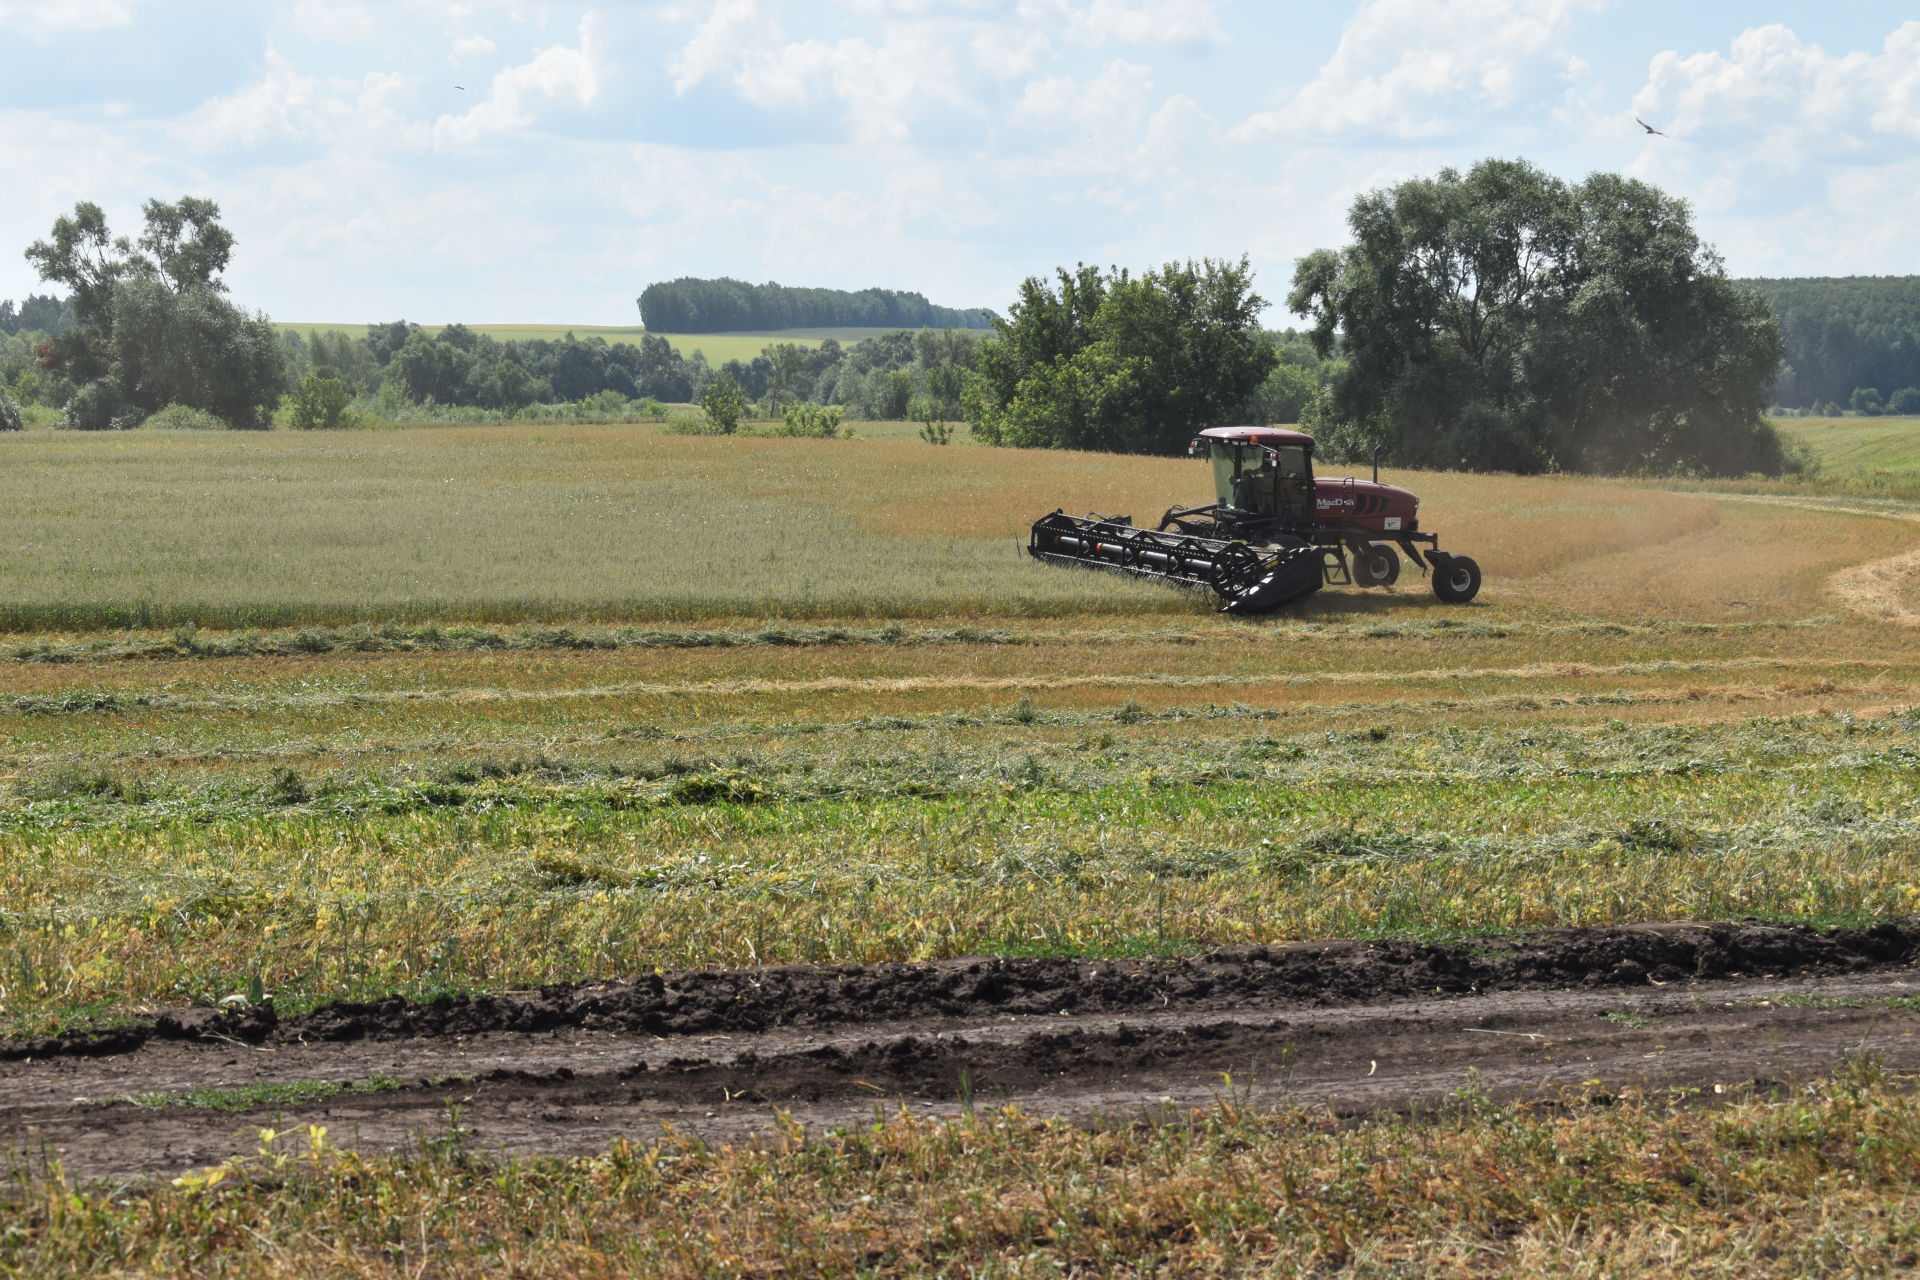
[1311,478,1419,532]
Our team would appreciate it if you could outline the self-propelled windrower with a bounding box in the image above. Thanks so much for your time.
[1027,427,1481,614]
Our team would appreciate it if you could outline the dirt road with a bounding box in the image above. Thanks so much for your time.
[7,921,1919,1180]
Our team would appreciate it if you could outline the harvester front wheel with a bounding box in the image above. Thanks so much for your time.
[1352,543,1400,588]
[1431,554,1482,604]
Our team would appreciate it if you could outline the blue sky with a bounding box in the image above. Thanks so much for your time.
[2,0,1916,324]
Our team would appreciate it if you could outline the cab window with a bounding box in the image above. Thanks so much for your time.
[1271,446,1309,481]
[1211,442,1270,511]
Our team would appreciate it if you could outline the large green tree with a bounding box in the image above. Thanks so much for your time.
[967,258,1275,453]
[1289,159,1788,475]
[23,197,283,429]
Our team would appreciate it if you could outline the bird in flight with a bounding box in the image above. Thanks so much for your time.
[1636,117,1666,136]
[455,85,466,90]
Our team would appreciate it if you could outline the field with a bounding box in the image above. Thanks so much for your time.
[1775,413,1920,485]
[5,422,1920,1275]
[273,322,921,366]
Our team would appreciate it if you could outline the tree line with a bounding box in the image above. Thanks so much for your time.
[1735,276,1920,413]
[323,323,698,411]
[0,294,74,336]
[1289,159,1789,475]
[16,197,284,430]
[9,170,1875,477]
[636,277,992,334]
[281,323,996,424]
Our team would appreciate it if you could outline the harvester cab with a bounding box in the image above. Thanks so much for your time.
[1027,425,1482,614]
[1189,431,1314,527]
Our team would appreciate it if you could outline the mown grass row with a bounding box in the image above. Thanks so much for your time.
[1,614,1843,668]
[6,705,1917,826]
[1,710,1916,1037]
[8,1064,1919,1277]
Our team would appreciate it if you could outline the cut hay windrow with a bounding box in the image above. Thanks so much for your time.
[0,614,1848,668]
[7,654,1910,717]
[4,677,1909,771]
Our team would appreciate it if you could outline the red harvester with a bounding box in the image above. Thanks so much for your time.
[1028,426,1481,614]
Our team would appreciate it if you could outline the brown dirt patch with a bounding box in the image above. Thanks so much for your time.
[8,921,1920,1180]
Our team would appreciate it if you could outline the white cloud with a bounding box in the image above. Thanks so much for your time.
[1014,58,1153,137]
[602,142,1002,310]
[1608,21,1920,279]
[1636,22,1920,155]
[1243,0,1604,140]
[729,23,983,143]
[286,0,380,43]
[175,51,412,152]
[12,1,1920,326]
[0,0,136,35]
[1133,92,1217,174]
[1017,0,1225,48]
[430,14,601,146]
[969,20,1052,78]
[453,33,498,60]
[668,0,768,95]
[662,0,1214,139]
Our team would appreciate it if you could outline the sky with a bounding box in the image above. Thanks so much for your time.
[1,0,1917,325]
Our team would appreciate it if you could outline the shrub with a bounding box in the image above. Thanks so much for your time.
[1849,386,1885,416]
[142,403,228,430]
[1888,387,1920,415]
[578,389,631,416]
[700,373,746,434]
[0,386,20,432]
[911,395,953,444]
[61,379,125,430]
[287,373,355,430]
[777,401,844,438]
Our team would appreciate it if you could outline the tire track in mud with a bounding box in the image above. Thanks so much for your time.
[8,922,1920,1179]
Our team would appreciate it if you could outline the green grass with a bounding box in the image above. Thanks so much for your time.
[4,695,1918,1036]
[1,419,1908,631]
[0,424,1182,629]
[1776,414,1920,479]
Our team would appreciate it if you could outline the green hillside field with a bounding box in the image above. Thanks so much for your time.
[1774,414,1920,482]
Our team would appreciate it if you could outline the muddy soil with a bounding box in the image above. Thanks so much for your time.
[7,921,1920,1180]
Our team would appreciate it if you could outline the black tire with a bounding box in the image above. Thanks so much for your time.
[1432,554,1482,604]
[1352,543,1400,588]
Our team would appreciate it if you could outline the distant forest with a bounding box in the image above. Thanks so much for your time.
[1736,276,1920,412]
[636,277,993,334]
[12,276,1920,422]
[0,294,75,335]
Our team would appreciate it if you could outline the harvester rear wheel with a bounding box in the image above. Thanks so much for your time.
[1432,554,1482,603]
[1352,543,1400,588]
